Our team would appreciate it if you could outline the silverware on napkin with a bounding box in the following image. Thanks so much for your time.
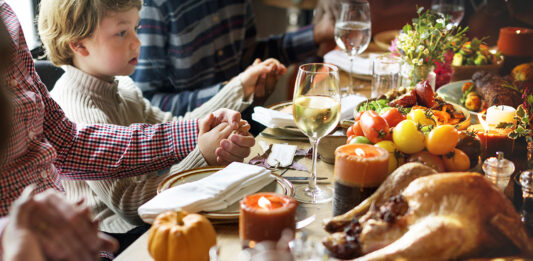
[259,132,309,141]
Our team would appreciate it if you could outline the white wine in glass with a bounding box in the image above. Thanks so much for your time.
[334,1,371,93]
[293,63,341,204]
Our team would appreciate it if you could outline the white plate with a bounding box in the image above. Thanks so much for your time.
[157,166,294,221]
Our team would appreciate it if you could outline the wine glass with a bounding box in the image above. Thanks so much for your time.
[431,0,465,27]
[334,1,371,94]
[292,63,341,204]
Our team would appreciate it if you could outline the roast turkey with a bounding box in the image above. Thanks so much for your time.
[323,163,533,260]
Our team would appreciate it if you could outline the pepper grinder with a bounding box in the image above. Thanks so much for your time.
[482,151,515,191]
[519,170,533,231]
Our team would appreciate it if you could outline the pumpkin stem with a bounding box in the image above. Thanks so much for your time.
[175,211,187,226]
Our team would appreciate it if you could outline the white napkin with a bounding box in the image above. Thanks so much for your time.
[252,95,367,128]
[324,50,382,75]
[138,162,274,223]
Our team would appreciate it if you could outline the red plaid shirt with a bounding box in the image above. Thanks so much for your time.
[0,1,199,217]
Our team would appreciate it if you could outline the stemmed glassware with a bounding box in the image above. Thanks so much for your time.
[292,63,341,204]
[334,1,371,94]
[431,0,465,27]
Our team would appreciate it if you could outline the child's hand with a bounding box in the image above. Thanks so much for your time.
[239,58,287,103]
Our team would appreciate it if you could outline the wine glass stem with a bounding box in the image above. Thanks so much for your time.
[308,137,320,191]
[349,55,355,94]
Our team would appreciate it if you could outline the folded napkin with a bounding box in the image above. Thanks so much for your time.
[138,162,274,223]
[324,50,382,75]
[252,95,367,129]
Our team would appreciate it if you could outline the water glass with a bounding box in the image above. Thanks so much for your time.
[371,55,401,98]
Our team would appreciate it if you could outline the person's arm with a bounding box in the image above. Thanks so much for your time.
[117,76,251,124]
[240,0,319,67]
[39,75,198,180]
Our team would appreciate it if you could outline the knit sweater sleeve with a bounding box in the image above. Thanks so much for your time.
[116,75,253,123]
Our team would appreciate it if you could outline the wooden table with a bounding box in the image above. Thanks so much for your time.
[115,75,372,261]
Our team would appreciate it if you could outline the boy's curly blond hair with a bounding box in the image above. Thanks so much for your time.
[38,0,142,66]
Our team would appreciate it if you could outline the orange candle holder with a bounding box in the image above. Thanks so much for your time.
[332,144,389,216]
[497,27,533,74]
[469,124,528,171]
[239,193,298,248]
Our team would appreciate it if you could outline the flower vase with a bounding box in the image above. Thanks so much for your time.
[400,63,436,90]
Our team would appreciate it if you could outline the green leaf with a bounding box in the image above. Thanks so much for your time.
[495,122,514,129]
[403,24,412,34]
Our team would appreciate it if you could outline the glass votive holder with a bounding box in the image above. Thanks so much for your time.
[239,193,298,248]
[482,151,515,191]
[371,54,401,98]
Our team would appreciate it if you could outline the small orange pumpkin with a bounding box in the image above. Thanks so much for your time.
[147,211,216,261]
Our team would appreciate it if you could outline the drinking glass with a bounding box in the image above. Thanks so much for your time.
[431,0,465,27]
[371,54,401,98]
[334,1,371,93]
[292,63,341,204]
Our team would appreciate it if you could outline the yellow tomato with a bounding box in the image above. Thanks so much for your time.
[407,109,437,127]
[426,125,459,155]
[393,120,425,154]
[442,149,470,171]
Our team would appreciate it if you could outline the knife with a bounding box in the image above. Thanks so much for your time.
[285,176,327,181]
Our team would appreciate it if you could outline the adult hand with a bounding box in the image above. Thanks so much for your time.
[213,120,254,164]
[3,185,118,261]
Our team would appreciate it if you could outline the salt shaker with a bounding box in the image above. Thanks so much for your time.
[482,151,515,191]
[519,170,533,231]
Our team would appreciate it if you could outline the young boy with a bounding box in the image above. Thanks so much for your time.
[37,0,285,245]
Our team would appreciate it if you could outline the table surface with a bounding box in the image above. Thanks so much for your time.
[114,71,372,261]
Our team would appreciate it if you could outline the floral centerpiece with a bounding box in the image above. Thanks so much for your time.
[390,7,468,88]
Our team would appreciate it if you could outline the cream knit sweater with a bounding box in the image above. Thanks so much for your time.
[50,65,252,233]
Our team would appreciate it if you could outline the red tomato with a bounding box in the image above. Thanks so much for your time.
[380,108,406,128]
[352,121,364,136]
[354,111,361,121]
[346,125,355,137]
[359,111,390,144]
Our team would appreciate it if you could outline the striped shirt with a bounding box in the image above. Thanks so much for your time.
[132,0,318,116]
[0,1,199,217]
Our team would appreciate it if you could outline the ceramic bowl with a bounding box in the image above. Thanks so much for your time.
[451,58,503,82]
[318,135,347,164]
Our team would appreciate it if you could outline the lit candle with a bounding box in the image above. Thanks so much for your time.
[486,105,516,126]
[239,193,298,247]
[469,115,527,171]
[332,144,389,216]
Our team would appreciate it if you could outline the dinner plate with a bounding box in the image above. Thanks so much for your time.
[157,166,294,220]
[436,80,479,124]
[373,30,400,51]
[266,101,305,136]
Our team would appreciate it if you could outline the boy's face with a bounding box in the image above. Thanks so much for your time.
[78,8,140,81]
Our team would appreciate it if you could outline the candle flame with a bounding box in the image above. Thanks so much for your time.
[355,148,366,157]
[257,196,272,210]
[516,30,521,34]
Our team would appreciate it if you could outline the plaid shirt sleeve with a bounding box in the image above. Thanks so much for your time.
[40,69,198,180]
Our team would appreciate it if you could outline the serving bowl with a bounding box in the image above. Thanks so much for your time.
[354,98,471,130]
[451,58,504,82]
